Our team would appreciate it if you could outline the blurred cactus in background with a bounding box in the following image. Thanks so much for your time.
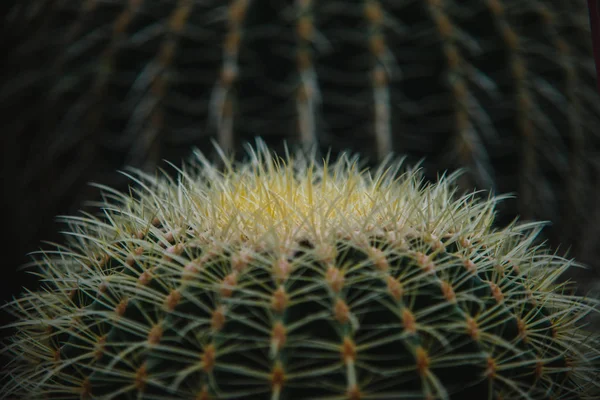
[1,0,600,305]
[587,0,600,90]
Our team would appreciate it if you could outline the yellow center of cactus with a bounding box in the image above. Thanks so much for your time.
[122,141,495,259]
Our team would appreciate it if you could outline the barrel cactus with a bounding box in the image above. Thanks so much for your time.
[2,1,600,305]
[2,141,598,399]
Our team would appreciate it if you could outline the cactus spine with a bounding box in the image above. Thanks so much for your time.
[1,141,599,399]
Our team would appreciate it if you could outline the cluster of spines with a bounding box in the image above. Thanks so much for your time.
[1,142,598,399]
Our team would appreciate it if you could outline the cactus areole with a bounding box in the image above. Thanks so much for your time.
[1,141,599,399]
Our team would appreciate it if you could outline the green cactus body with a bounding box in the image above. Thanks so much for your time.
[2,1,600,297]
[2,141,598,399]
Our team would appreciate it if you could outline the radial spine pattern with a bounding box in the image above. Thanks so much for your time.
[1,141,599,399]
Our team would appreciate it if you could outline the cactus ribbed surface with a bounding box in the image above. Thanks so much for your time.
[2,2,600,305]
[2,141,599,399]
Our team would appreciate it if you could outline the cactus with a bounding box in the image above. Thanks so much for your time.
[2,1,600,305]
[2,140,599,399]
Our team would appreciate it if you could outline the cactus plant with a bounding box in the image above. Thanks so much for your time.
[2,1,600,306]
[2,140,599,399]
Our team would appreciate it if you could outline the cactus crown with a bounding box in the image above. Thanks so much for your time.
[1,140,599,399]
